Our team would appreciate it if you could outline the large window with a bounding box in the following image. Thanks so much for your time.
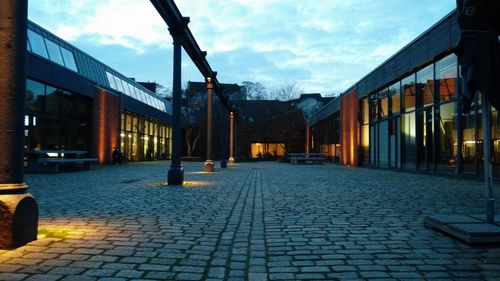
[120,111,171,161]
[360,98,369,165]
[435,54,458,174]
[437,102,457,173]
[24,79,92,151]
[251,143,285,159]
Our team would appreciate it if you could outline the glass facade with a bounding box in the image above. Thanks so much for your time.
[24,79,92,151]
[120,111,172,161]
[362,53,500,176]
[27,22,171,116]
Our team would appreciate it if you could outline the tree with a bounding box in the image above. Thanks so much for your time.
[182,87,203,157]
[270,83,303,101]
[155,83,172,99]
[242,81,267,100]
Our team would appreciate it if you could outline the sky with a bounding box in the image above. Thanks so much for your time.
[28,0,456,96]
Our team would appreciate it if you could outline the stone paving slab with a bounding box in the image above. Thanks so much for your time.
[1,161,500,280]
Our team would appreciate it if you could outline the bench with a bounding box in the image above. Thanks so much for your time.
[288,153,325,165]
[25,150,98,172]
[40,158,99,172]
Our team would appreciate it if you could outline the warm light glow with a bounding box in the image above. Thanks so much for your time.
[189,171,222,175]
[98,90,107,164]
[183,180,212,187]
[120,133,125,137]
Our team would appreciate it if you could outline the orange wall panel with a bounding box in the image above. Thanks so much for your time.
[341,89,359,166]
[92,88,121,164]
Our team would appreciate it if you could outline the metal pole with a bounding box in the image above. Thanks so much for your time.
[167,37,184,185]
[229,112,235,164]
[306,121,310,157]
[481,92,495,224]
[0,0,38,248]
[204,77,214,172]
[220,105,228,168]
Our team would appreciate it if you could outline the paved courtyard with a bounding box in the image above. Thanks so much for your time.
[1,161,500,280]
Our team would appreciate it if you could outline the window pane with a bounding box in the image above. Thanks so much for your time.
[402,112,416,169]
[76,95,92,122]
[437,101,457,173]
[123,82,132,97]
[131,86,139,100]
[140,90,147,103]
[389,81,401,114]
[28,29,48,58]
[61,91,77,120]
[379,88,389,118]
[369,94,378,121]
[402,74,416,112]
[436,54,457,102]
[25,79,45,113]
[116,77,126,93]
[45,86,62,117]
[45,38,65,66]
[106,72,117,90]
[60,47,78,71]
[417,64,434,107]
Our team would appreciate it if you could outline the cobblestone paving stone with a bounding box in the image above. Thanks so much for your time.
[1,161,500,280]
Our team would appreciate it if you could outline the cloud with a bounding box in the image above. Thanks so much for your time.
[28,0,456,94]
[29,0,169,53]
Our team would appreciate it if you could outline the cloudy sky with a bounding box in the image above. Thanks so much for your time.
[28,0,456,96]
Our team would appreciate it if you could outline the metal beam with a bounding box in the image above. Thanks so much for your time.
[150,0,234,111]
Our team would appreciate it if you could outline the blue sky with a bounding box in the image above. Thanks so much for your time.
[28,0,456,96]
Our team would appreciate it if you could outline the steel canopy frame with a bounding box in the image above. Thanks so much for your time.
[150,0,234,110]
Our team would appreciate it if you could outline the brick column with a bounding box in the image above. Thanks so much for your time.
[0,0,38,249]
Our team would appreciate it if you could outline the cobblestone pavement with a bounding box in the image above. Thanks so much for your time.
[1,161,500,281]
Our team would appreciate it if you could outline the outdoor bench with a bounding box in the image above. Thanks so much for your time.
[39,157,98,172]
[25,150,98,172]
